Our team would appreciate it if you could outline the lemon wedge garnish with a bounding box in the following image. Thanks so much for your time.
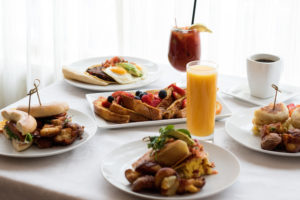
[189,24,212,33]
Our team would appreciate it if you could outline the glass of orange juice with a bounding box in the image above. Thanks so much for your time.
[186,60,217,141]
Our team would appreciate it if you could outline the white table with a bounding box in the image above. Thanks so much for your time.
[0,64,300,200]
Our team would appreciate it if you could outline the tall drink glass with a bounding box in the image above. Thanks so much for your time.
[186,60,218,141]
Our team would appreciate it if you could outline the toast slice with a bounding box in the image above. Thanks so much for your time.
[109,102,149,122]
[94,97,130,123]
[120,95,162,120]
[163,97,186,119]
[175,107,186,118]
[157,87,175,110]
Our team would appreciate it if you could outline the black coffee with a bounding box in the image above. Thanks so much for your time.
[255,59,275,63]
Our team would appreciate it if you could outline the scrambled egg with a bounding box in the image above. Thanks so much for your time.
[174,156,215,179]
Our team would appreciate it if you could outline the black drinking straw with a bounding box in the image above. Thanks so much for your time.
[191,0,197,25]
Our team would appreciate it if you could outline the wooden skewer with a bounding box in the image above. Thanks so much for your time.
[27,79,42,116]
[272,84,281,110]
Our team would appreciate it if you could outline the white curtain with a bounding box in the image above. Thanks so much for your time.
[1,0,299,108]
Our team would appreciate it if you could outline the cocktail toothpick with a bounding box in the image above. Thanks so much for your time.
[272,84,281,110]
[27,79,42,115]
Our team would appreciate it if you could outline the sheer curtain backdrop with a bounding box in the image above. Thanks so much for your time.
[0,0,299,108]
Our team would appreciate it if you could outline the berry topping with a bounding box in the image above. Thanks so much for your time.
[182,98,187,108]
[172,91,182,100]
[135,90,143,97]
[168,84,185,96]
[141,93,162,107]
[107,96,114,103]
[158,90,167,99]
[112,91,134,98]
[102,100,111,108]
[139,92,147,98]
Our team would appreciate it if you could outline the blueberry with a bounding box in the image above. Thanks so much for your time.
[159,90,167,99]
[107,96,114,103]
[139,92,147,98]
[135,90,143,96]
[134,96,141,100]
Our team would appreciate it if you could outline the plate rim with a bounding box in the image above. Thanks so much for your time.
[222,85,300,106]
[85,90,232,129]
[63,56,161,91]
[0,108,97,158]
[100,139,240,200]
[225,107,300,157]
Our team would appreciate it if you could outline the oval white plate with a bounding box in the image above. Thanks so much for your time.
[101,140,240,199]
[0,108,97,158]
[64,56,161,91]
[225,107,300,157]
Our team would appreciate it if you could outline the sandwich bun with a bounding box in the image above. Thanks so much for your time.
[11,137,33,152]
[1,109,37,135]
[291,107,300,128]
[253,103,289,126]
[17,102,69,118]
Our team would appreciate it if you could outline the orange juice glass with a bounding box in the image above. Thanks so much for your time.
[186,60,217,140]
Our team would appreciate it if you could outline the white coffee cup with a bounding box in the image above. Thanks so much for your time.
[247,54,283,99]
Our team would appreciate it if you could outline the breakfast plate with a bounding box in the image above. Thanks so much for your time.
[63,56,161,91]
[0,108,97,158]
[86,90,232,129]
[222,84,300,106]
[225,107,300,157]
[101,139,240,200]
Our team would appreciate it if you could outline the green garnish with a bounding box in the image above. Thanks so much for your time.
[117,62,143,77]
[269,127,276,132]
[144,125,193,151]
[24,133,33,143]
[4,126,17,140]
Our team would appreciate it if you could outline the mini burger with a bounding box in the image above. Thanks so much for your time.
[17,102,84,148]
[1,110,37,151]
[252,103,289,135]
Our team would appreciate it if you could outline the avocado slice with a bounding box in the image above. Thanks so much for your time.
[117,62,143,77]
[165,130,195,146]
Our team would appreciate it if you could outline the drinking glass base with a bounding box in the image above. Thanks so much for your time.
[192,134,214,143]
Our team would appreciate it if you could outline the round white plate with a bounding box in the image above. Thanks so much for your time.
[0,108,97,158]
[225,107,300,157]
[64,56,161,91]
[101,140,240,199]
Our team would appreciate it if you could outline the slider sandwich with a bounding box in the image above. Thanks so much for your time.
[1,110,37,151]
[252,103,289,135]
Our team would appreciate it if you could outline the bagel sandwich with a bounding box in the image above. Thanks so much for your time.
[1,109,37,151]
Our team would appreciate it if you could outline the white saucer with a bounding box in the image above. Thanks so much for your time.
[222,84,300,106]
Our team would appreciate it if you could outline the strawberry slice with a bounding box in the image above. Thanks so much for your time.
[182,98,187,108]
[102,100,111,108]
[112,91,134,98]
[172,91,182,100]
[151,98,161,107]
[168,84,185,96]
[141,94,153,105]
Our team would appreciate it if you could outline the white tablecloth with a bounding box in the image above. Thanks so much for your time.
[0,64,300,200]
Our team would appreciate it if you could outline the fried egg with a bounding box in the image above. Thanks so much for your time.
[103,66,140,84]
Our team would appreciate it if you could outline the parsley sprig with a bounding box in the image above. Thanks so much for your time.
[144,125,191,151]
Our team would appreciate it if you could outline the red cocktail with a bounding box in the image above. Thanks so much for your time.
[168,28,201,72]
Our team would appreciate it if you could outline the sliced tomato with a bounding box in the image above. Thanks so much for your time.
[216,101,222,115]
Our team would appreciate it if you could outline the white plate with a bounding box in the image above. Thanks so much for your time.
[101,139,240,200]
[64,56,161,91]
[222,84,300,106]
[86,90,232,129]
[225,107,300,157]
[0,109,97,158]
